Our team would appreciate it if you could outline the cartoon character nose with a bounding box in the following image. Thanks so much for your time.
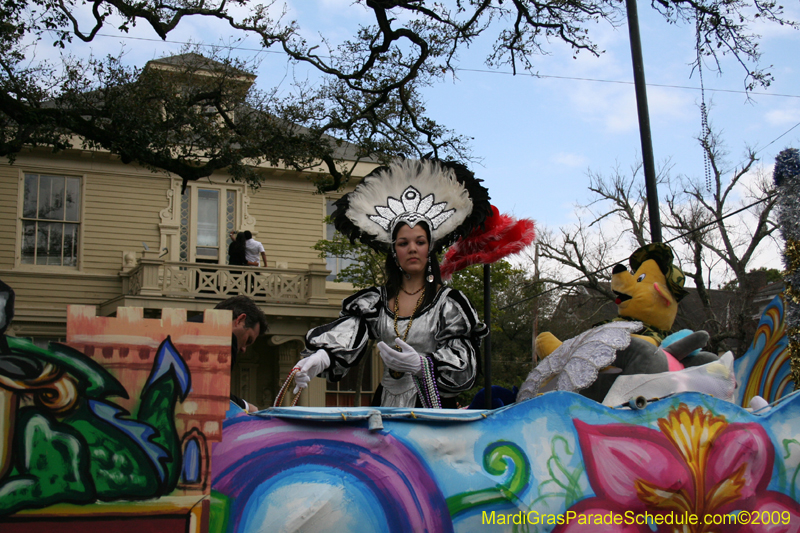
[612,264,627,275]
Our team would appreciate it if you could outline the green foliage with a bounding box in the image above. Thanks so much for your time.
[451,261,544,406]
[313,217,385,288]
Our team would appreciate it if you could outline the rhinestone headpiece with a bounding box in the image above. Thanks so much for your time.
[368,186,455,236]
[332,159,491,254]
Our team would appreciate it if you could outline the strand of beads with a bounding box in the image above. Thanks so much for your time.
[274,368,302,407]
[423,356,442,408]
[412,357,441,408]
[413,371,430,408]
[390,287,426,379]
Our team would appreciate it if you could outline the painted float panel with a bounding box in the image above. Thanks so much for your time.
[0,299,230,532]
[212,392,800,533]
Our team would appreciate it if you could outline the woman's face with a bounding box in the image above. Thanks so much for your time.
[394,224,429,276]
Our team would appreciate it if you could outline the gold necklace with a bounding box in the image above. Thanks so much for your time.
[389,287,426,378]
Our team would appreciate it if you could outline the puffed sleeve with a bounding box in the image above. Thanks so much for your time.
[429,289,487,395]
[303,287,381,382]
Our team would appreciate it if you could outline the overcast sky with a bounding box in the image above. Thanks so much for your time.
[34,1,800,279]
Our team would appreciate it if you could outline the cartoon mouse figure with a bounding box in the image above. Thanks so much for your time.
[611,243,686,344]
[536,243,718,402]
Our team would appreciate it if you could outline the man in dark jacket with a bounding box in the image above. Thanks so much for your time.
[190,295,268,411]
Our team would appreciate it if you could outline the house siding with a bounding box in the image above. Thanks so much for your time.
[0,155,169,330]
[0,165,19,268]
[247,179,325,266]
[82,172,168,273]
[0,149,374,408]
[4,272,121,326]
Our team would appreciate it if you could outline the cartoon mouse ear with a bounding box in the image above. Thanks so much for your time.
[0,278,14,337]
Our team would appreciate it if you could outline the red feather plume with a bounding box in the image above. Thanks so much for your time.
[440,205,536,280]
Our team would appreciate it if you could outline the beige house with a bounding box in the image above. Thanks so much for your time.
[0,57,383,409]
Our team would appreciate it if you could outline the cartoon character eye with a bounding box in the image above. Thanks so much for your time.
[637,273,646,282]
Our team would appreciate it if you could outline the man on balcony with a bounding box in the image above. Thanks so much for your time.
[243,230,267,267]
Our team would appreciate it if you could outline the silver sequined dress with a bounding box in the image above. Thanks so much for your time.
[304,286,487,407]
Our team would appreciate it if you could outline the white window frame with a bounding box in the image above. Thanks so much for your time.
[179,183,242,264]
[16,171,84,270]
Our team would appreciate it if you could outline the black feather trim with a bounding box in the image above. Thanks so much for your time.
[437,160,492,253]
[332,177,391,253]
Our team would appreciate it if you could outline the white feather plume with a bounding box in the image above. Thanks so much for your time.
[346,160,474,246]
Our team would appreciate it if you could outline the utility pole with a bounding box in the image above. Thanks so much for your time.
[531,243,540,366]
[483,264,492,409]
[626,0,663,243]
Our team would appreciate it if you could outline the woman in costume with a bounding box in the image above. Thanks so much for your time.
[292,159,491,408]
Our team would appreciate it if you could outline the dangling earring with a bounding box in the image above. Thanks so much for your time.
[426,256,434,283]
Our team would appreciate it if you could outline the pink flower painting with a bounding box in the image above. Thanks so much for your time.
[555,404,800,533]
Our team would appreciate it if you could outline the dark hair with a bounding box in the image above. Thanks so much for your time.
[384,221,442,309]
[227,232,248,266]
[244,230,253,240]
[231,231,247,250]
[215,295,268,334]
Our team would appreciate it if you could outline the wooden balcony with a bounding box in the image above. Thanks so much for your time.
[120,252,330,306]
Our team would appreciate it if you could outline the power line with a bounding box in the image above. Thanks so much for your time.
[500,116,799,306]
[90,29,796,307]
[99,22,792,300]
[455,68,800,99]
[664,193,778,246]
[756,121,800,155]
[95,33,283,54]
[495,120,796,301]
[498,192,778,311]
[91,33,800,100]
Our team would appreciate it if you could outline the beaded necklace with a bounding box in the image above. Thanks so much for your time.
[400,285,424,296]
[389,287,426,378]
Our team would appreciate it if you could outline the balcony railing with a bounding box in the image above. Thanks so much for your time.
[121,253,330,305]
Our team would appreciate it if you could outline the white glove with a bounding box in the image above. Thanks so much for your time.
[293,349,330,394]
[377,338,423,376]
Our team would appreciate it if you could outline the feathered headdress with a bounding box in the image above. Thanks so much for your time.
[333,159,491,253]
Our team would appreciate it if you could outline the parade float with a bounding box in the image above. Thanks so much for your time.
[1,279,797,533]
[1,150,799,532]
[209,289,799,533]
